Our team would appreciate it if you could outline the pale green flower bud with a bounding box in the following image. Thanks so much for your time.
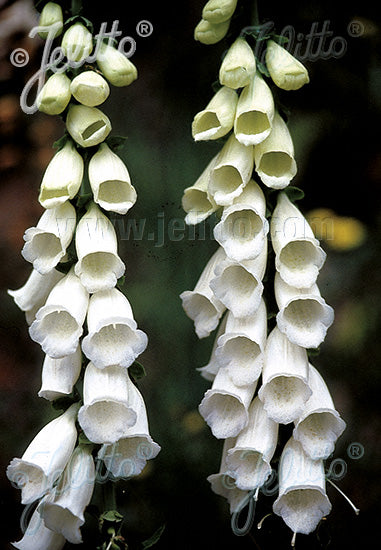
[192,86,238,141]
[266,39,310,91]
[96,43,138,87]
[66,104,111,148]
[38,2,63,39]
[70,70,110,106]
[61,23,93,63]
[202,0,238,23]
[36,72,71,115]
[219,37,256,89]
[194,18,230,45]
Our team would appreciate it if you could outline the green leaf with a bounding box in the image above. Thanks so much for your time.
[142,524,166,549]
[284,186,305,202]
[129,361,146,382]
[100,510,124,524]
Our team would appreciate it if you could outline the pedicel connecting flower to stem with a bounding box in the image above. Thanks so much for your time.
[180,0,358,545]
[6,2,160,548]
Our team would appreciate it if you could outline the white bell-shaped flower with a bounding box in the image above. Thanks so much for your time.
[254,111,297,189]
[266,40,309,91]
[11,508,65,550]
[38,345,82,400]
[21,202,76,274]
[293,364,346,459]
[192,86,238,141]
[219,37,256,89]
[197,315,227,381]
[81,288,147,369]
[271,192,326,288]
[258,326,311,424]
[226,397,278,490]
[7,403,79,504]
[182,155,218,225]
[38,140,84,209]
[213,179,268,261]
[273,438,331,535]
[202,0,238,23]
[70,70,110,107]
[78,363,138,444]
[275,273,334,349]
[210,240,267,318]
[180,247,226,338]
[234,72,275,146]
[38,445,95,544]
[66,104,111,148]
[29,268,89,358]
[216,300,267,386]
[96,42,138,87]
[36,72,71,116]
[61,22,93,63]
[194,18,230,45]
[199,367,257,438]
[8,268,64,325]
[98,384,160,478]
[88,143,137,215]
[74,202,125,293]
[209,133,254,206]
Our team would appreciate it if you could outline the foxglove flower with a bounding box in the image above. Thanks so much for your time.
[202,0,238,23]
[273,438,331,535]
[254,111,297,189]
[213,179,268,261]
[38,2,63,39]
[88,143,137,215]
[194,18,230,45]
[29,267,89,358]
[234,72,275,146]
[180,247,226,338]
[266,40,310,91]
[219,37,256,89]
[81,288,147,369]
[199,366,257,438]
[6,403,79,504]
[38,140,84,209]
[66,104,111,148]
[197,314,227,381]
[21,201,76,274]
[96,42,138,87]
[38,445,95,544]
[271,192,326,288]
[258,326,311,424]
[11,508,65,550]
[70,70,110,107]
[226,397,278,490]
[215,300,267,386]
[61,22,93,63]
[275,272,334,349]
[78,363,138,444]
[293,364,346,459]
[182,156,218,225]
[37,73,71,116]
[74,202,125,293]
[209,133,254,205]
[192,86,238,141]
[38,345,82,401]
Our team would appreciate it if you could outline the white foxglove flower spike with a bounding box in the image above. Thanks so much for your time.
[199,366,257,438]
[266,40,310,91]
[38,345,82,401]
[194,18,230,45]
[81,288,148,369]
[258,326,312,424]
[66,104,111,148]
[192,86,238,141]
[275,273,335,349]
[273,437,331,535]
[182,155,218,225]
[209,133,254,206]
[38,140,84,209]
[61,22,93,63]
[29,267,89,358]
[254,111,297,189]
[216,300,267,386]
[96,43,138,87]
[197,314,227,381]
[6,403,79,504]
[74,202,125,293]
[8,268,64,325]
[99,383,160,478]
[37,73,71,116]
[88,143,137,215]
[202,0,238,23]
[293,364,346,459]
[226,397,278,491]
[180,247,226,338]
[234,72,275,146]
[22,201,76,274]
[219,37,256,89]
[210,239,267,318]
[271,192,326,288]
[38,445,95,544]
[78,363,138,444]
[11,508,65,550]
[213,179,269,261]
[70,70,110,107]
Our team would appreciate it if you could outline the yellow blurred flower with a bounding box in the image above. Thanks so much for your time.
[182,410,206,434]
[306,208,367,251]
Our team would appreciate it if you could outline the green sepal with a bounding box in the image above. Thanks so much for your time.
[52,133,71,151]
[64,15,94,33]
[271,34,289,46]
[284,185,305,202]
[100,510,124,524]
[142,524,166,549]
[307,347,321,358]
[106,135,128,153]
[256,60,270,77]
[78,431,93,446]
[129,361,146,382]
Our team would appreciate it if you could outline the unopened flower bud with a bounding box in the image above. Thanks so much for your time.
[266,39,309,91]
[61,23,93,63]
[66,104,111,148]
[37,73,71,115]
[202,0,238,24]
[219,37,256,89]
[194,18,230,45]
[38,2,63,39]
[70,70,110,107]
[96,43,137,87]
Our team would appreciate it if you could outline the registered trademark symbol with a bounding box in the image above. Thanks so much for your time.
[347,442,364,460]
[136,20,153,38]
[347,20,365,37]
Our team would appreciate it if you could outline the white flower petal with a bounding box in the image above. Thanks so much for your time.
[37,72,71,116]
[11,508,65,550]
[70,70,110,107]
[266,40,309,91]
[192,86,238,141]
[219,37,256,89]
[38,345,82,401]
[182,155,218,225]
[66,104,111,148]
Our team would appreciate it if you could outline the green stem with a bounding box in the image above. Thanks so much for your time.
[251,0,259,26]
[71,0,82,17]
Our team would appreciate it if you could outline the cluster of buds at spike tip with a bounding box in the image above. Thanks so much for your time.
[181,2,349,541]
[7,2,159,548]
